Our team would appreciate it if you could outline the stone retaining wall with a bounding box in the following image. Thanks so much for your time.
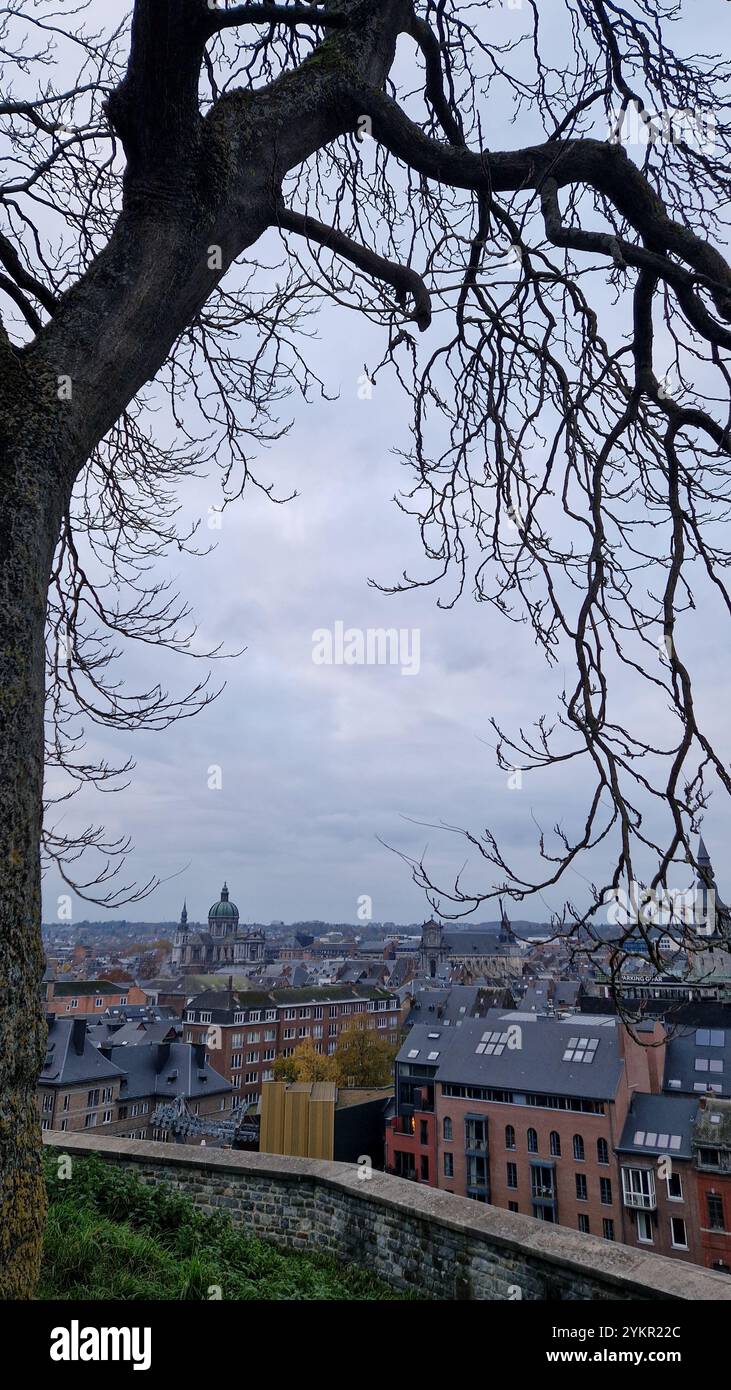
[43,1132,731,1300]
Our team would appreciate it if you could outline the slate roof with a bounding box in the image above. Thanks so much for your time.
[40,1018,126,1086]
[663,1025,730,1098]
[186,983,397,1020]
[107,1042,233,1101]
[617,1093,698,1160]
[442,931,520,956]
[397,1010,624,1100]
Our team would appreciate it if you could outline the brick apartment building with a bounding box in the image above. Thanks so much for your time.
[385,1009,731,1271]
[44,979,147,1017]
[183,984,403,1107]
[37,1015,232,1140]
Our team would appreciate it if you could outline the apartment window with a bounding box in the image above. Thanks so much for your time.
[622,1167,655,1209]
[102,1087,112,1102]
[550,1131,561,1157]
[597,1138,609,1165]
[234,1012,245,1025]
[314,1007,324,1020]
[505,1124,516,1150]
[603,1218,615,1241]
[508,1201,519,1213]
[41,1119,51,1131]
[420,1155,429,1182]
[507,1162,518,1190]
[249,1011,261,1024]
[60,1119,67,1131]
[328,1023,337,1037]
[131,1104,139,1117]
[118,1105,127,1120]
[84,1112,97,1129]
[443,1116,453,1141]
[670,1216,688,1249]
[120,997,127,1006]
[200,1012,212,1024]
[313,1026,323,1039]
[467,1155,488,1189]
[70,998,78,1008]
[328,1041,336,1054]
[636,1211,654,1243]
[231,1054,242,1069]
[527,1127,538,1154]
[220,1098,227,1111]
[284,1008,296,1021]
[573,1134,585,1161]
[263,1049,275,1062]
[62,1095,69,1111]
[245,1072,258,1084]
[299,1008,311,1020]
[262,1069,274,1082]
[578,1214,590,1234]
[707,1194,725,1230]
[283,1028,295,1040]
[465,1117,487,1152]
[699,1148,721,1168]
[42,1094,53,1112]
[95,997,103,1008]
[667,1172,683,1201]
[600,1177,612,1206]
[231,1033,243,1048]
[231,1075,240,1089]
[444,1153,454,1179]
[265,1009,277,1022]
[87,1089,99,1108]
[297,1028,309,1039]
[103,1110,113,1125]
[420,1120,428,1145]
[246,1052,259,1064]
[575,1173,588,1201]
[264,1028,276,1041]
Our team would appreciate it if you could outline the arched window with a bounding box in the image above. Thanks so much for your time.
[443,1116,453,1141]
[573,1134,585,1161]
[527,1127,538,1153]
[550,1130,561,1157]
[505,1124,516,1150]
[597,1137,609,1165]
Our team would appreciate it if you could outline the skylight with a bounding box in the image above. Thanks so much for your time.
[563,1037,599,1064]
[407,1049,419,1059]
[427,1051,439,1061]
[696,1029,726,1047]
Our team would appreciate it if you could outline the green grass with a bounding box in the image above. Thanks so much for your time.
[39,1152,412,1301]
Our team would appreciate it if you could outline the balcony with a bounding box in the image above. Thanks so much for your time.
[623,1190,657,1211]
[621,1168,657,1211]
[390,1115,417,1137]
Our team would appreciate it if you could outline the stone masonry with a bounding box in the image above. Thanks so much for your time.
[43,1132,731,1300]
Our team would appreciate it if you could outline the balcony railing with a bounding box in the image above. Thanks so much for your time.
[623,1190,657,1211]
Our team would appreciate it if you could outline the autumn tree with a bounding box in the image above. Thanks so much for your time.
[2,0,731,1296]
[273,1038,336,1082]
[330,1017,396,1087]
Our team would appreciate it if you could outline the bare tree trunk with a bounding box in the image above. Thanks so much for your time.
[0,404,64,1297]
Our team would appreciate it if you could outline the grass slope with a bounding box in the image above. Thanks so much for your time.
[40,1152,412,1301]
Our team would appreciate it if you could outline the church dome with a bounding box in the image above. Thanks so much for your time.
[208,882,239,922]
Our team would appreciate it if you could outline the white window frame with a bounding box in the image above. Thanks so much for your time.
[670,1216,688,1249]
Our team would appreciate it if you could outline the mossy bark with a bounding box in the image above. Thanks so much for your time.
[0,394,62,1298]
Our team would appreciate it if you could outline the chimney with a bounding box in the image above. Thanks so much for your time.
[71,1018,87,1055]
[156,1041,171,1073]
[193,1042,207,1068]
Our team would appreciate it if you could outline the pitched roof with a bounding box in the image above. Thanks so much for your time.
[617,1093,698,1160]
[397,1010,623,1100]
[40,1018,126,1086]
[664,1025,730,1098]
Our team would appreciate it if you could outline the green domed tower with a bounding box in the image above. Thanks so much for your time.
[208,882,240,938]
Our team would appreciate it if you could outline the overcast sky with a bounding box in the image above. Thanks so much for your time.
[38,1,731,927]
